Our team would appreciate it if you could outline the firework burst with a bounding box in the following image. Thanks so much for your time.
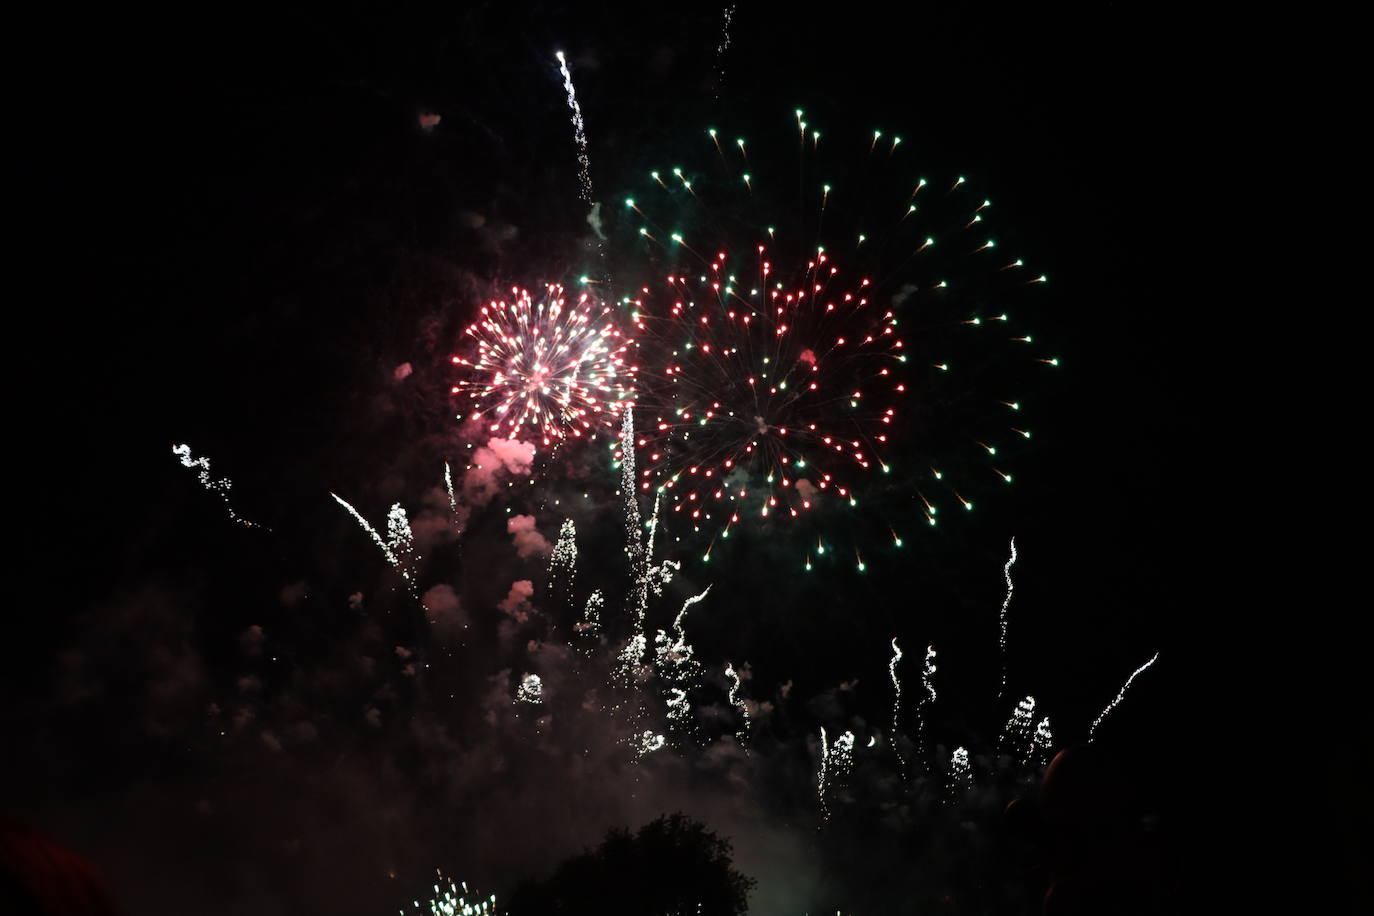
[612,113,1056,565]
[451,284,634,447]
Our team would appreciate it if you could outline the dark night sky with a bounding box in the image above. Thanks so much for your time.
[6,3,1283,914]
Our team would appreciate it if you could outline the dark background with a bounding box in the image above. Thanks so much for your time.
[6,2,1276,913]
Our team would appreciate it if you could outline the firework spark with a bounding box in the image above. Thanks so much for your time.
[946,746,971,802]
[1000,695,1036,763]
[171,444,266,529]
[818,727,855,821]
[1089,651,1160,742]
[451,285,633,447]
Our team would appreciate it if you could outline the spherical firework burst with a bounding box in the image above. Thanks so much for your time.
[451,284,635,447]
[609,113,1057,566]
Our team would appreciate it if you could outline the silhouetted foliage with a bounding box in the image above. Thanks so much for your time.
[506,814,754,915]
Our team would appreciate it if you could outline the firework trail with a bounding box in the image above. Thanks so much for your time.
[444,461,459,525]
[1088,650,1160,742]
[713,4,736,98]
[451,285,633,447]
[724,661,751,747]
[555,51,595,203]
[548,518,578,609]
[618,113,1056,565]
[915,644,937,769]
[330,493,417,591]
[400,870,497,916]
[998,536,1018,703]
[656,587,710,740]
[888,638,906,774]
[171,444,266,529]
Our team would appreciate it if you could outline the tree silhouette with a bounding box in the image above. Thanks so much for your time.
[505,814,755,915]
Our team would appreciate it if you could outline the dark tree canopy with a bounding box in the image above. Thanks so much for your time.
[506,814,755,915]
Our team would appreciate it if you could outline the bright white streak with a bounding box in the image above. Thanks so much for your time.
[171,444,266,529]
[915,645,937,769]
[998,536,1017,702]
[330,493,416,593]
[725,661,751,747]
[889,638,906,774]
[555,51,594,202]
[1089,651,1160,742]
[444,461,458,522]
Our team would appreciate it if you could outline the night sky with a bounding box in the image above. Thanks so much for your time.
[7,3,1270,914]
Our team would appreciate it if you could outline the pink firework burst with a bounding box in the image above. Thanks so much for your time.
[451,284,636,446]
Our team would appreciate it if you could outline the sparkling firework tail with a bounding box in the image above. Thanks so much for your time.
[555,52,595,203]
[889,638,906,775]
[171,444,267,530]
[998,536,1017,703]
[724,662,751,749]
[1089,651,1160,742]
[915,645,937,772]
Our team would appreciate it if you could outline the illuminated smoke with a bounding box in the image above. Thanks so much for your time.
[171,444,266,529]
[1089,651,1160,742]
[1032,717,1054,767]
[554,51,594,202]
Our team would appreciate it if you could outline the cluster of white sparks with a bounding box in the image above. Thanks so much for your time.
[888,638,905,774]
[515,673,544,705]
[916,645,937,767]
[817,727,855,821]
[946,746,971,801]
[554,51,595,202]
[1000,695,1037,763]
[171,444,266,529]
[400,872,496,916]
[1089,650,1161,742]
[331,493,417,592]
